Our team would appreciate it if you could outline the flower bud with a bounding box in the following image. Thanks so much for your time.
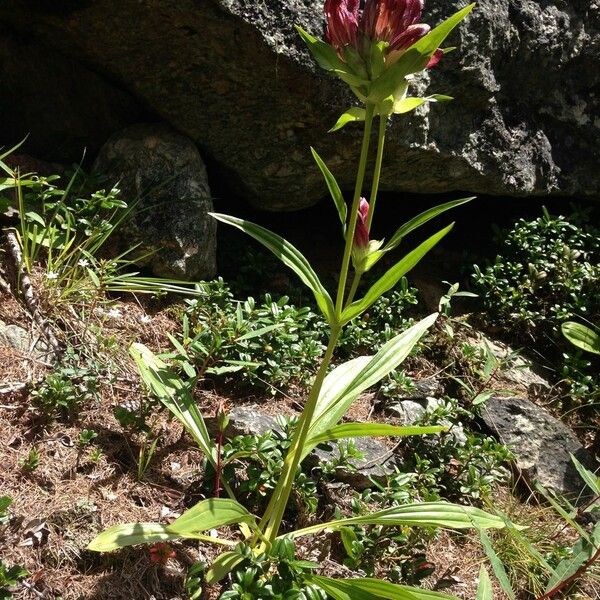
[353,197,370,250]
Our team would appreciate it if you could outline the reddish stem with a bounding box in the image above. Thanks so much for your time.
[215,429,223,498]
[536,545,600,600]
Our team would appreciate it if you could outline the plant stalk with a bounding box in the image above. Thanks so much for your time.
[365,114,388,233]
[334,103,375,317]
[258,327,341,542]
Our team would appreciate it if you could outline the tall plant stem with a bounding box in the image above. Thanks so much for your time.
[334,103,375,317]
[258,327,341,543]
[345,272,362,308]
[366,114,388,232]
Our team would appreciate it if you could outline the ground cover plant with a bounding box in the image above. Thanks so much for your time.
[473,208,600,410]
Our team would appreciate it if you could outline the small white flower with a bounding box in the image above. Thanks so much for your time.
[107,307,122,319]
[46,271,58,280]
[78,258,89,268]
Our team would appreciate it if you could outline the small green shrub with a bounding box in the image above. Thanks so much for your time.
[210,418,318,516]
[0,560,28,600]
[473,208,600,404]
[400,398,512,501]
[218,539,326,600]
[174,279,327,394]
[170,278,421,396]
[31,355,99,418]
[19,447,40,472]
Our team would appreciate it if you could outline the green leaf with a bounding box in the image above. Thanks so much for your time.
[476,566,493,600]
[394,94,453,114]
[168,498,255,535]
[210,213,335,323]
[87,521,235,552]
[236,322,284,342]
[561,322,600,355]
[307,422,446,446]
[383,198,474,252]
[393,97,427,113]
[130,343,217,466]
[205,551,245,585]
[87,522,183,552]
[304,314,437,458]
[342,224,453,323]
[295,25,348,73]
[478,528,516,599]
[311,147,346,228]
[330,107,367,132]
[289,502,508,538]
[307,576,459,600]
[544,522,600,593]
[368,4,476,103]
[570,453,600,496]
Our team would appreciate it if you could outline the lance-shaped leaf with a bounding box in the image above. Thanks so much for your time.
[342,225,453,324]
[295,25,347,72]
[130,343,217,465]
[394,94,453,114]
[307,423,446,446]
[561,322,600,355]
[88,523,184,552]
[543,521,600,593]
[478,528,516,599]
[210,213,335,323]
[296,25,367,88]
[383,198,474,253]
[303,314,437,459]
[168,498,255,535]
[88,499,249,552]
[287,502,508,538]
[570,453,600,496]
[311,147,346,228]
[87,522,235,553]
[330,107,367,132]
[476,566,493,600]
[368,4,475,103]
[307,576,458,600]
[205,551,246,585]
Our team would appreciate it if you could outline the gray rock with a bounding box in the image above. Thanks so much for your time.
[481,396,596,502]
[468,332,552,395]
[386,398,467,445]
[1,1,599,208]
[0,320,49,361]
[385,400,427,424]
[94,123,216,280]
[307,436,398,490]
[206,405,281,438]
[211,405,398,490]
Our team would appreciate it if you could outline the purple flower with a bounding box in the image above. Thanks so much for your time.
[324,0,360,50]
[324,0,443,69]
[353,197,370,249]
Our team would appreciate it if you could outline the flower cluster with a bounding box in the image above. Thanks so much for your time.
[324,0,443,72]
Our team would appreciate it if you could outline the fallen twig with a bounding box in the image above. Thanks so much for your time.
[0,381,28,395]
[5,230,62,360]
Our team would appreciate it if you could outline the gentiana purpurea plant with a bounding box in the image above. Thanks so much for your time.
[89,2,508,597]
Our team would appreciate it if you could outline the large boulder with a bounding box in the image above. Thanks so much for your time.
[94,123,217,280]
[0,28,145,163]
[1,1,599,209]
